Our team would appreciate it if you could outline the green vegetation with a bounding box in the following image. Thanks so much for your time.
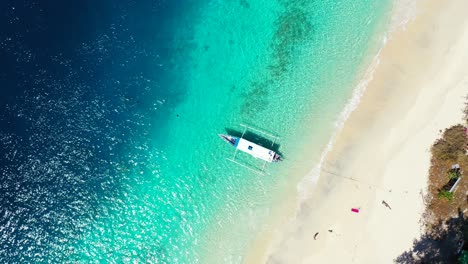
[431,125,467,161]
[460,251,468,264]
[438,190,454,201]
[399,97,468,263]
[395,210,467,263]
[448,170,460,180]
[429,123,467,209]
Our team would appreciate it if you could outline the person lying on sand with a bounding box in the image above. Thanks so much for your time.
[382,200,392,210]
[314,232,319,240]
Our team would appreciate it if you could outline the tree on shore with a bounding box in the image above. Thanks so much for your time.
[431,125,467,161]
[395,209,467,264]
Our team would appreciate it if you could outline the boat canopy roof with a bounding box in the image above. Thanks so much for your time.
[236,138,276,162]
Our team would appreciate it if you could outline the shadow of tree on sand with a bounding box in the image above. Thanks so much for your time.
[395,208,467,264]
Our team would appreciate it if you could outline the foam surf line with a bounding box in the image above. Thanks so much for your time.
[295,0,419,200]
[388,0,420,33]
[296,35,387,200]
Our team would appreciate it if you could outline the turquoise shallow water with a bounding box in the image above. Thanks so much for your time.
[1,0,390,263]
[101,1,390,262]
[167,1,392,261]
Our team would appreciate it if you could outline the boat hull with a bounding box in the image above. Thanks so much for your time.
[219,134,281,163]
[218,134,238,146]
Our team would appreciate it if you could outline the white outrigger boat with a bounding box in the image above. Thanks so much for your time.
[219,124,281,173]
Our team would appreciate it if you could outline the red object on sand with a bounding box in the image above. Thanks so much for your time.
[351,208,360,213]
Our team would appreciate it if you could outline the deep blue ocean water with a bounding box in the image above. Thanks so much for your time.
[0,0,201,262]
[0,0,390,262]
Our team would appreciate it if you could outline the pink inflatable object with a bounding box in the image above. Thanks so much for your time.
[351,208,360,213]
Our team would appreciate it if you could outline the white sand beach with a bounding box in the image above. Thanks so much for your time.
[246,0,468,263]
